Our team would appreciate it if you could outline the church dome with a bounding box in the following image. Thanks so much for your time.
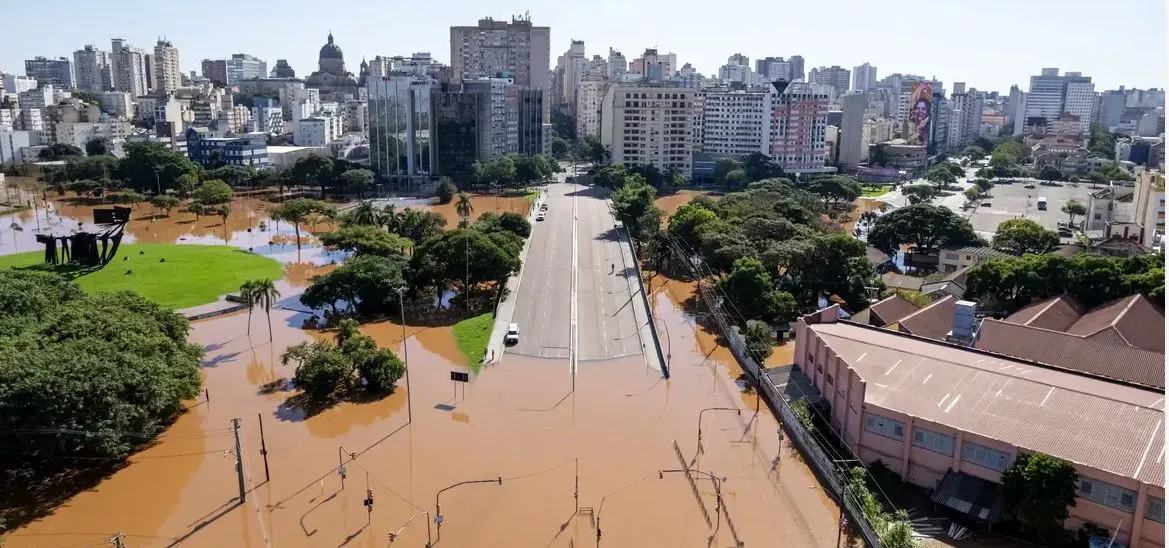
[319,33,343,60]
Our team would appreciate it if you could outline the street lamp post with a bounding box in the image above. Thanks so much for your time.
[153,166,163,196]
[396,287,412,423]
[434,476,503,543]
[386,510,432,546]
[696,407,741,458]
[658,469,728,541]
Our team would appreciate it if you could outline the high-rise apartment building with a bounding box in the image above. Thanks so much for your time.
[808,66,850,99]
[24,57,75,89]
[450,16,551,118]
[600,83,696,175]
[270,60,296,78]
[770,81,831,173]
[700,87,774,156]
[607,48,627,81]
[575,75,609,139]
[74,46,112,92]
[227,54,267,85]
[111,39,148,97]
[143,54,155,92]
[1023,68,1094,135]
[852,63,877,92]
[557,40,587,114]
[1098,90,1128,131]
[838,92,867,168]
[947,86,982,147]
[201,59,228,85]
[755,57,792,82]
[153,40,181,95]
[630,49,676,82]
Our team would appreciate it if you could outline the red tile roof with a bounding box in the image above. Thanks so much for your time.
[811,321,1165,487]
[975,319,1165,389]
[1005,295,1085,331]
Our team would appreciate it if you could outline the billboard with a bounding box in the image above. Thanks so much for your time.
[905,82,933,146]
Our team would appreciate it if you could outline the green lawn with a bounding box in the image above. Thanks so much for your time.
[452,312,494,369]
[0,243,283,309]
[861,185,894,197]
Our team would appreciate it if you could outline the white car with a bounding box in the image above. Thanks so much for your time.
[504,323,520,345]
[536,212,546,221]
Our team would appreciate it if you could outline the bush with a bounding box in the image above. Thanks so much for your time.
[437,177,458,204]
[281,322,405,404]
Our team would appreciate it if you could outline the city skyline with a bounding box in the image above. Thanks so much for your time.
[1,0,1164,93]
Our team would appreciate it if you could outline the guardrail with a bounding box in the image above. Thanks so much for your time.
[620,223,670,379]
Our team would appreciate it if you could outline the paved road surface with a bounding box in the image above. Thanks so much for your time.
[506,181,644,362]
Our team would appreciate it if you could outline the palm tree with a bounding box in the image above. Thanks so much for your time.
[250,279,282,342]
[455,192,473,228]
[306,211,327,233]
[239,280,258,337]
[216,204,231,241]
[382,203,402,234]
[347,200,380,227]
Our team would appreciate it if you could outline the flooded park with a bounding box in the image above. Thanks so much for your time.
[0,178,848,547]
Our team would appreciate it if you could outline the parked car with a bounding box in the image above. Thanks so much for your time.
[504,323,520,345]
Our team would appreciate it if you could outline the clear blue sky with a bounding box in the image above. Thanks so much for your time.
[3,0,1165,93]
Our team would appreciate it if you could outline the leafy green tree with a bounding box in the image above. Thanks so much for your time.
[1002,453,1079,541]
[513,155,544,185]
[63,155,119,181]
[1038,166,1064,183]
[902,183,938,205]
[581,135,607,163]
[175,172,199,197]
[119,190,146,209]
[962,145,987,160]
[338,168,375,196]
[740,152,784,182]
[85,138,111,156]
[319,225,412,257]
[37,143,84,161]
[725,169,747,190]
[301,254,408,317]
[866,203,981,256]
[992,219,1059,255]
[0,271,201,461]
[410,229,520,297]
[269,198,333,251]
[397,208,447,244]
[925,163,959,190]
[187,200,206,221]
[668,201,719,249]
[1061,199,1086,225]
[551,136,570,159]
[743,320,776,361]
[591,164,630,189]
[964,186,982,204]
[291,154,336,198]
[967,253,1164,310]
[807,176,861,210]
[280,324,404,402]
[192,179,234,205]
[946,162,966,178]
[611,179,657,236]
[118,141,199,194]
[436,177,458,204]
[713,158,741,186]
[150,194,180,217]
[483,156,517,186]
[205,165,257,188]
[342,200,382,227]
[974,178,995,192]
[475,211,532,239]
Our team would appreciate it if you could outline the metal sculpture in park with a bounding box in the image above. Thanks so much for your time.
[35,206,131,267]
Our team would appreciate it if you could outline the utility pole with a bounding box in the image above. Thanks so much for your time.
[363,472,374,525]
[231,417,246,503]
[257,413,270,482]
[109,532,125,547]
[396,287,412,423]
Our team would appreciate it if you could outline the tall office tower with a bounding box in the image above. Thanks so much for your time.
[838,92,868,167]
[226,54,267,84]
[852,63,877,92]
[153,40,181,95]
[788,55,805,82]
[1023,68,1094,135]
[450,15,551,119]
[607,48,627,80]
[557,40,587,114]
[808,66,850,99]
[111,39,148,96]
[74,45,112,92]
[202,59,228,85]
[25,56,75,89]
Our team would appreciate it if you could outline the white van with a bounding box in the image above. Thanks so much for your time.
[504,323,519,345]
[1037,197,1048,211]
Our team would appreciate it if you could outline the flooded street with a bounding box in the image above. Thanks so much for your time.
[3,185,846,547]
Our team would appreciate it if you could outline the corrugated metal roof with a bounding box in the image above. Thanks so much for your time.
[931,470,1005,523]
[811,322,1165,487]
[897,295,957,341]
[1068,295,1165,352]
[869,295,920,326]
[975,320,1165,389]
[1005,295,1085,331]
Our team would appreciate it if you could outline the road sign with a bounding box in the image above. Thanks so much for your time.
[450,371,470,383]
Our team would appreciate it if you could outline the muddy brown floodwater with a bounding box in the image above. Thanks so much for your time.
[654,190,718,219]
[5,194,850,547]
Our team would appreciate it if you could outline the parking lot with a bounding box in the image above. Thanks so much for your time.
[959,180,1098,233]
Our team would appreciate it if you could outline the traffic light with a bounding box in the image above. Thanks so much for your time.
[387,531,397,543]
[364,489,374,508]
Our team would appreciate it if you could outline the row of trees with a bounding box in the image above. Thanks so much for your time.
[966,251,1164,311]
[467,155,561,189]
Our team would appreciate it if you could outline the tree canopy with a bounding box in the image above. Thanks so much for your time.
[281,319,404,404]
[118,141,199,194]
[0,271,202,461]
[966,252,1165,310]
[866,203,981,256]
[991,219,1059,255]
[806,176,861,210]
[318,225,413,257]
[902,183,937,205]
[301,254,409,317]
[192,179,234,205]
[1002,453,1079,541]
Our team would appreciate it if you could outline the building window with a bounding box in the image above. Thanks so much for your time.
[1147,496,1166,523]
[962,441,1011,472]
[864,412,904,441]
[1078,478,1137,513]
[913,427,955,456]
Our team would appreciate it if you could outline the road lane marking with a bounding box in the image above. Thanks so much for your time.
[570,183,579,376]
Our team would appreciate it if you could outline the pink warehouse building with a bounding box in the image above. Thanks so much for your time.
[792,307,1165,547]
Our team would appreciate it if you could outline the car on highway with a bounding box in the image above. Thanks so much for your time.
[540,203,548,211]
[536,211,546,221]
[504,323,519,345]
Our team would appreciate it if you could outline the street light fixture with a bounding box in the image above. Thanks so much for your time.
[396,287,412,424]
[386,510,432,546]
[433,476,503,543]
[658,469,733,545]
[696,407,741,458]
